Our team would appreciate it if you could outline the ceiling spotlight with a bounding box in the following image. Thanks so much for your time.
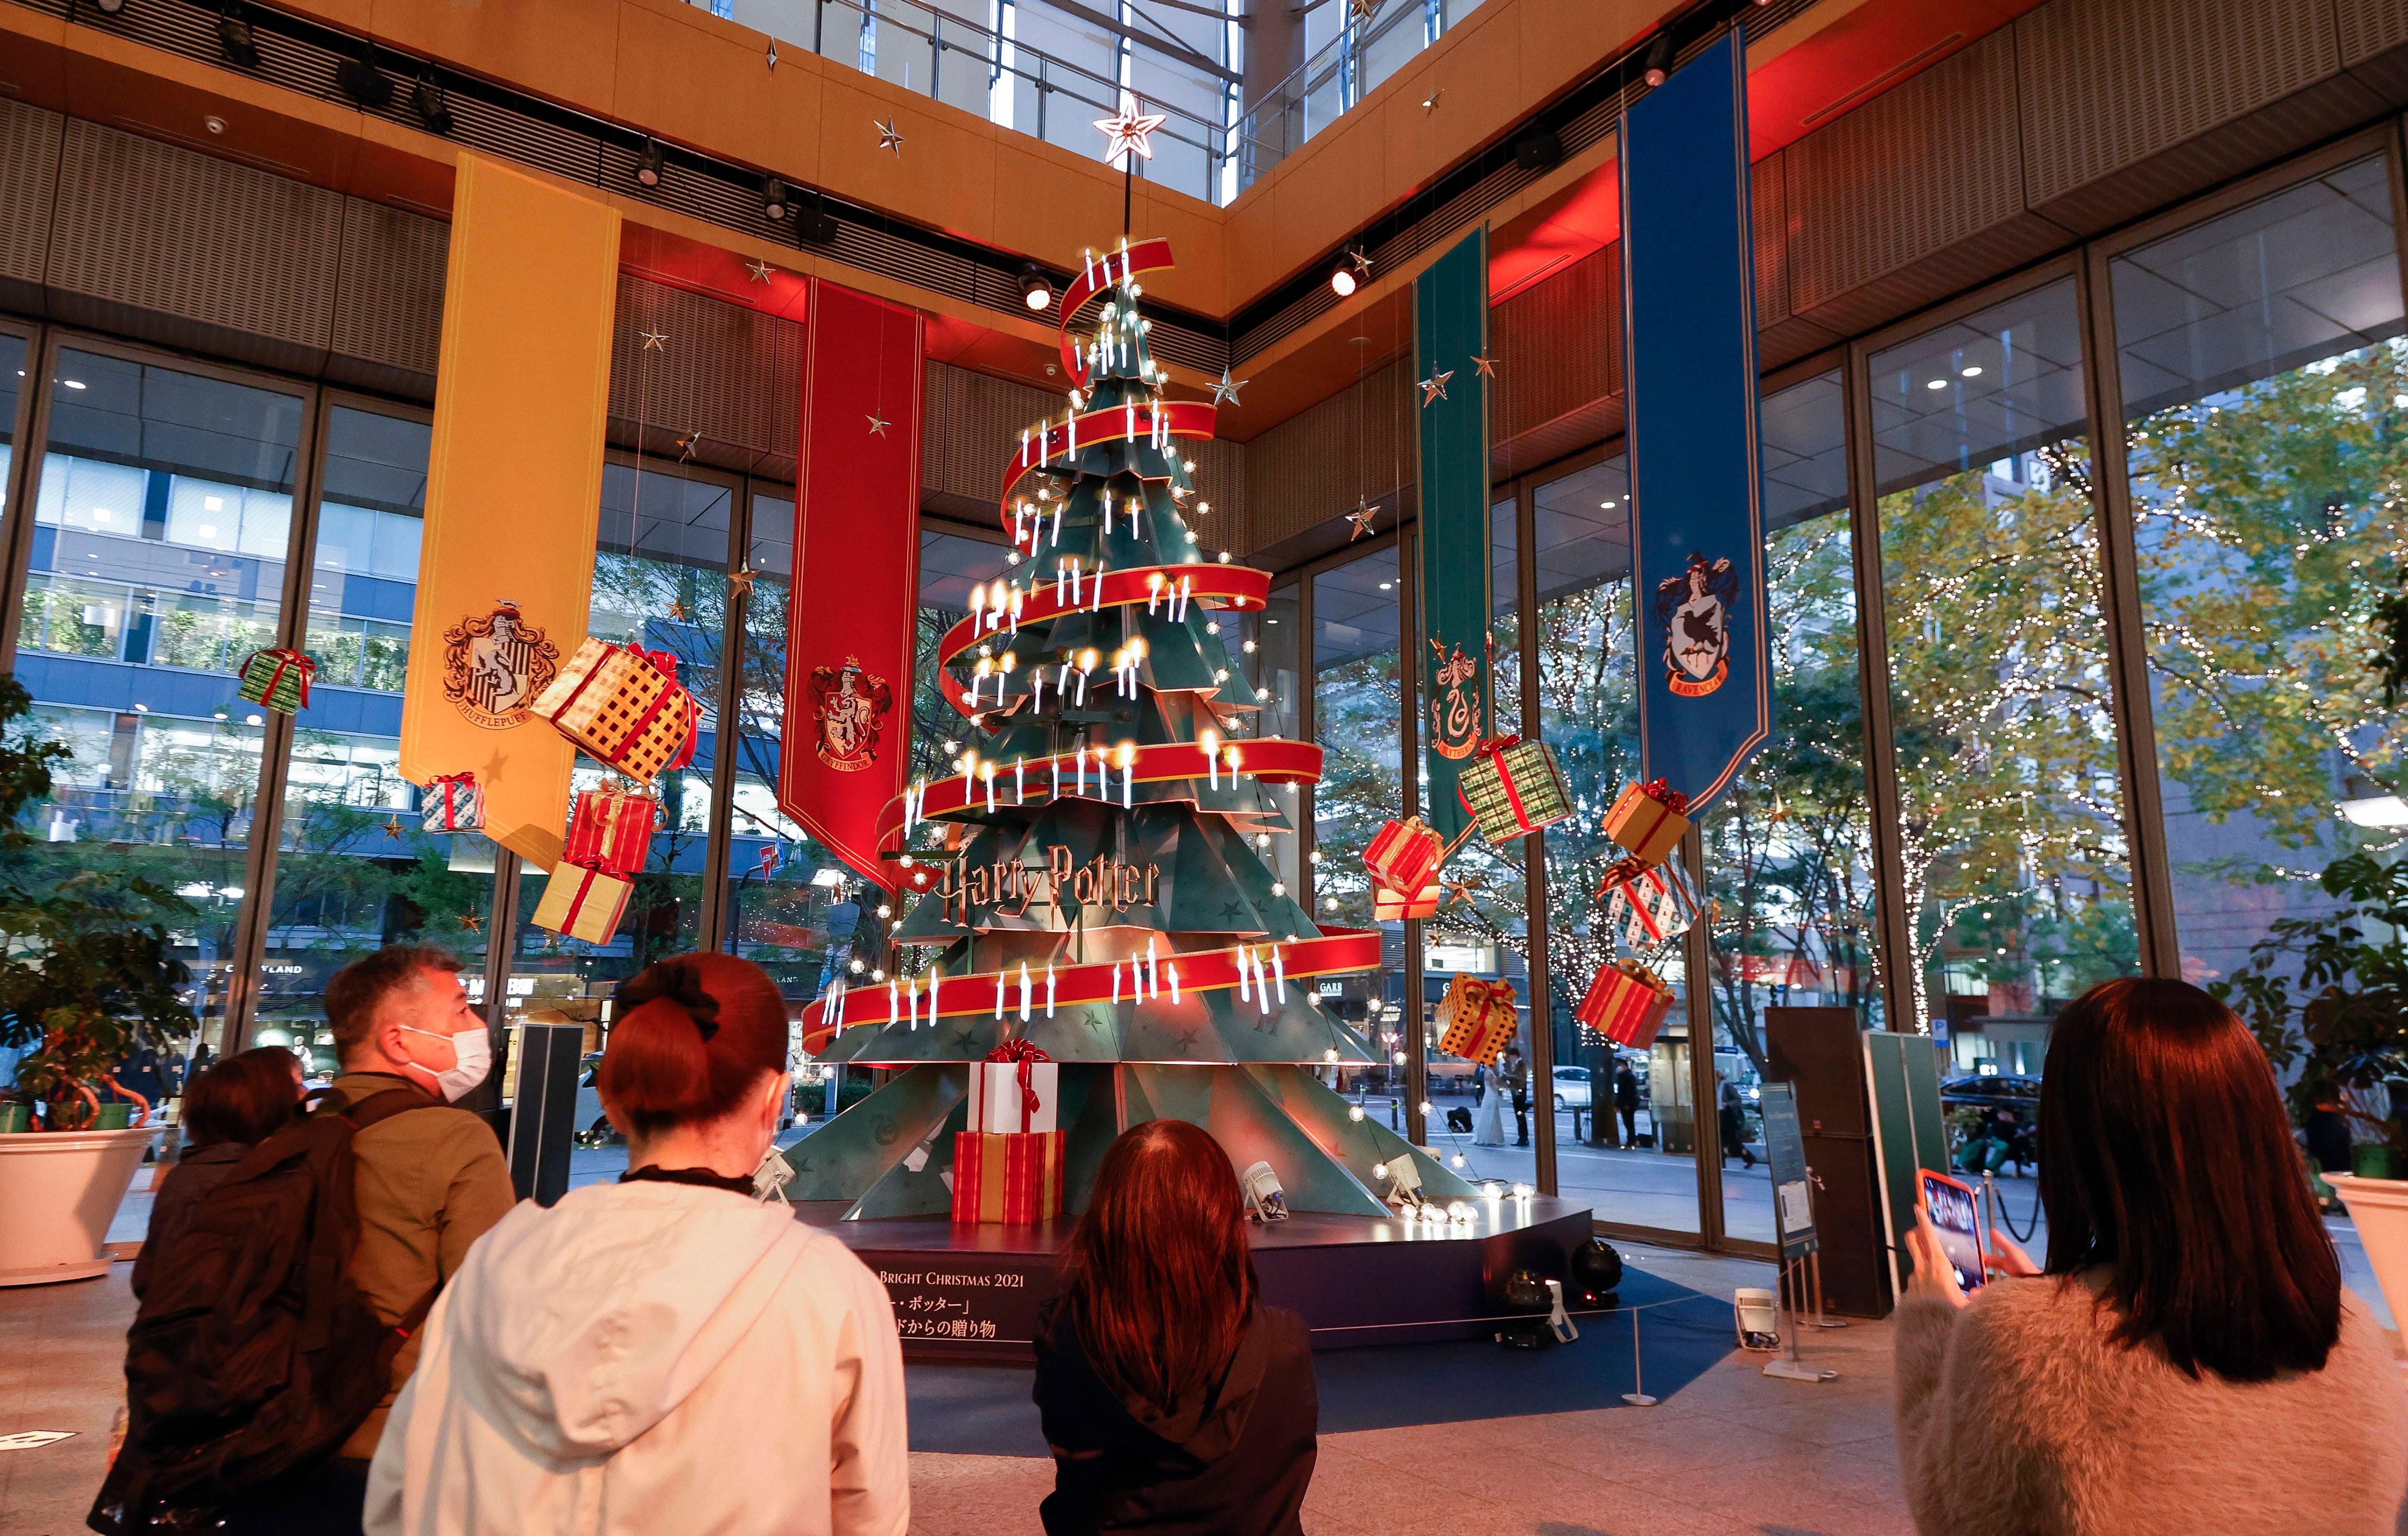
[217,5,260,68]
[1018,262,1054,312]
[92,0,124,14]
[634,138,665,189]
[797,193,838,246]
[411,77,452,135]
[760,175,791,222]
[1641,33,1673,88]
[1330,251,1363,298]
[337,45,393,108]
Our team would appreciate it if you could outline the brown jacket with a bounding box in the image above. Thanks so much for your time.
[330,1072,517,1460]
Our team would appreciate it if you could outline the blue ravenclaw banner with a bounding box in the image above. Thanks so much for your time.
[1415,228,1494,845]
[1620,29,1769,812]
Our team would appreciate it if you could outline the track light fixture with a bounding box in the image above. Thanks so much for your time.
[1018,262,1054,312]
[1641,33,1673,88]
[760,175,791,222]
[1330,247,1366,298]
[412,77,452,135]
[217,5,259,68]
[797,193,839,246]
[634,138,665,189]
[337,45,393,108]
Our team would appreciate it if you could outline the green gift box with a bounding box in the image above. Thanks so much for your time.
[1458,736,1572,845]
[237,648,314,714]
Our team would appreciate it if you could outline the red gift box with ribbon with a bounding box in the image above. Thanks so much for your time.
[1605,779,1691,867]
[529,638,702,784]
[562,785,660,877]
[421,772,483,833]
[1577,959,1677,1050]
[1363,817,1445,899]
[1435,973,1519,1066]
[967,1039,1058,1134]
[951,1129,1066,1225]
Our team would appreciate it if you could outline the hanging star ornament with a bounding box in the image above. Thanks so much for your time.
[727,564,759,599]
[1346,497,1377,541]
[866,412,891,438]
[1470,353,1498,379]
[1418,368,1454,406]
[457,912,483,934]
[640,330,668,352]
[675,427,702,462]
[381,816,404,841]
[1349,0,1382,22]
[1096,101,1170,168]
[668,597,691,622]
[875,117,905,155]
[1209,367,1249,407]
[745,257,775,284]
[1348,247,1375,279]
[1422,88,1443,115]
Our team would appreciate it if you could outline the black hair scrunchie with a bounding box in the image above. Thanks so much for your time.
[613,957,722,1041]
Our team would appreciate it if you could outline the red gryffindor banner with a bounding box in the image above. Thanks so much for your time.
[776,281,924,891]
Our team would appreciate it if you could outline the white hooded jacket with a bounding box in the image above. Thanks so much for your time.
[365,1179,909,1536]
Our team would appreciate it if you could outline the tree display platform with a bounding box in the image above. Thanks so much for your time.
[777,238,1577,1239]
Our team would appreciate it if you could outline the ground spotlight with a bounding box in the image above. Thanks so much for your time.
[337,45,393,108]
[217,5,259,67]
[760,175,790,222]
[412,77,452,135]
[1641,33,1673,88]
[634,138,665,189]
[1018,262,1053,312]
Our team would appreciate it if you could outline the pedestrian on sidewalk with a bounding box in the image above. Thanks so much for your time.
[1505,1043,1531,1147]
[1614,1060,1640,1147]
[1033,1119,1317,1535]
[1894,977,2408,1536]
[366,952,908,1536]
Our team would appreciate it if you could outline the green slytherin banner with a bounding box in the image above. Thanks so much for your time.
[1414,228,1494,845]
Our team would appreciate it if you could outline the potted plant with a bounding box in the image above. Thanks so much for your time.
[2216,849,2408,1323]
[0,675,195,1285]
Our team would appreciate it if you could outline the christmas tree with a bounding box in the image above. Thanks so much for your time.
[782,240,1476,1219]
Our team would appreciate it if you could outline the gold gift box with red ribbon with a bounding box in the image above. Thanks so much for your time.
[951,1129,1066,1225]
[1577,959,1676,1050]
[530,638,701,785]
[1605,779,1691,867]
[530,861,634,945]
[1363,816,1445,900]
[1373,881,1442,921]
[1435,972,1519,1066]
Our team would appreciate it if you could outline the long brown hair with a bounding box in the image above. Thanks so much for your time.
[598,953,790,1137]
[1057,1120,1256,1415]
[2039,977,2341,1381]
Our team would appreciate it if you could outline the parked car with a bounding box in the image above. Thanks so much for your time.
[1939,1073,2042,1112]
[1552,1064,1592,1111]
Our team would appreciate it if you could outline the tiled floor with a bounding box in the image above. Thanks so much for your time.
[1,1242,1914,1536]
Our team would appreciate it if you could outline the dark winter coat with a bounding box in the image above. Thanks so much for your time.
[130,1142,248,1301]
[1031,1299,1317,1536]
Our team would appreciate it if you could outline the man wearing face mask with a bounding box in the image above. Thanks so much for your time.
[319,946,516,1476]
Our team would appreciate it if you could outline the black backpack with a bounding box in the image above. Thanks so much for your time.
[91,1087,449,1533]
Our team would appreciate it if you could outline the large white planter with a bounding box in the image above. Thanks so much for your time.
[2327,1174,2408,1328]
[0,1126,152,1286]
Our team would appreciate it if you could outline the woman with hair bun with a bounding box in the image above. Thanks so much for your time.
[366,953,909,1536]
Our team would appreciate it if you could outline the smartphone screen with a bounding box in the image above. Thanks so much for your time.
[1919,1170,1987,1291]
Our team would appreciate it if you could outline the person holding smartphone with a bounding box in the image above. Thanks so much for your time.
[1891,978,2408,1536]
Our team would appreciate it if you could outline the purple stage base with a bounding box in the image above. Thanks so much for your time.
[795,1195,1596,1360]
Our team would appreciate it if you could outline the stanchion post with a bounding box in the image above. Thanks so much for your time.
[1621,1306,1657,1406]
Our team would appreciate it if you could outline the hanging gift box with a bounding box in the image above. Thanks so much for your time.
[1457,737,1572,845]
[967,1041,1058,1134]
[420,772,484,834]
[951,1129,1066,1224]
[1435,972,1519,1067]
[1363,816,1445,899]
[529,638,701,784]
[1576,959,1677,1050]
[237,648,314,715]
[529,861,634,945]
[1373,881,1442,921]
[562,785,660,877]
[1605,779,1691,867]
[1598,855,1697,950]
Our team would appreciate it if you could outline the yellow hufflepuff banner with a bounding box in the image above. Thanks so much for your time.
[400,154,620,871]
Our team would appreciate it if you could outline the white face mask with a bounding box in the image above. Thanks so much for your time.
[399,1025,492,1103]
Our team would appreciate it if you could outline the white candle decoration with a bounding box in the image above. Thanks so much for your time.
[1045,963,1057,1018]
[1014,758,1025,803]
[1166,962,1181,1004]
[1146,938,1159,1000]
[1256,949,1272,1015]
[1201,728,1219,790]
[906,977,919,1030]
[1237,945,1252,1001]
[1055,562,1066,605]
[888,980,898,1025]
[995,971,1006,1018]
[1111,961,1121,1006]
[1148,572,1164,614]
[930,968,940,1021]
[1018,962,1032,1021]
[1272,945,1285,995]
[982,762,996,814]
